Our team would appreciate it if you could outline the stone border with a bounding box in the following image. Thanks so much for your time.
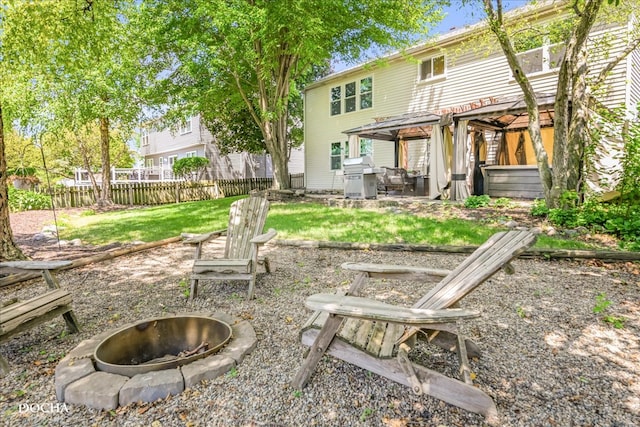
[54,312,256,410]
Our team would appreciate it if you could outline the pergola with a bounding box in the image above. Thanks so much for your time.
[341,93,557,200]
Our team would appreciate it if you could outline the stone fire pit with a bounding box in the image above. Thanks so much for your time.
[55,312,256,410]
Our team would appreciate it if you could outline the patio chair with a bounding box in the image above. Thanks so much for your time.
[291,230,537,424]
[183,197,276,300]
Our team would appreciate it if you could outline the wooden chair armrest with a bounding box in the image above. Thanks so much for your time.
[341,262,450,279]
[181,229,227,244]
[305,294,480,325]
[0,261,72,271]
[251,228,277,245]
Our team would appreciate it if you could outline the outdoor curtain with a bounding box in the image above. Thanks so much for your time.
[452,120,471,201]
[496,131,510,165]
[348,134,360,158]
[429,124,449,200]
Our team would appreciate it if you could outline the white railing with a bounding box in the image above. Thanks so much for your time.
[73,166,176,185]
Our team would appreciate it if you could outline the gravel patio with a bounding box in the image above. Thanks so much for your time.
[1,209,639,426]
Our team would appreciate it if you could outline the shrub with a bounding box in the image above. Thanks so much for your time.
[547,207,579,228]
[464,195,491,208]
[8,188,52,212]
[492,197,513,208]
[530,199,549,217]
[172,157,209,180]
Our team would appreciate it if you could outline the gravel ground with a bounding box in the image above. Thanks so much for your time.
[1,209,639,426]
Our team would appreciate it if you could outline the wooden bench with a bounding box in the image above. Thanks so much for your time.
[0,261,80,375]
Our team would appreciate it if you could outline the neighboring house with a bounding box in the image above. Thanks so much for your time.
[303,2,639,198]
[141,114,304,180]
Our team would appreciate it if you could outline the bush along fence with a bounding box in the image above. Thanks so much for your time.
[44,178,286,208]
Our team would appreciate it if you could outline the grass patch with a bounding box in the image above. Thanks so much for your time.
[57,197,616,251]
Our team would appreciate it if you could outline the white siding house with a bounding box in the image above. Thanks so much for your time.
[141,114,304,180]
[303,2,637,198]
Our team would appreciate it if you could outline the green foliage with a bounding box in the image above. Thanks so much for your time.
[618,105,640,201]
[360,408,374,422]
[530,199,549,217]
[593,293,625,329]
[139,0,445,188]
[172,157,209,180]
[547,207,580,228]
[593,293,612,314]
[548,197,640,250]
[493,197,513,208]
[7,167,37,177]
[7,188,52,212]
[464,195,491,208]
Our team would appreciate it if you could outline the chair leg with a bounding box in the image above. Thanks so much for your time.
[292,314,345,389]
[0,353,9,376]
[189,277,199,302]
[247,277,256,300]
[62,310,80,334]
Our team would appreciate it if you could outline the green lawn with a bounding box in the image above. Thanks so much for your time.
[56,196,616,251]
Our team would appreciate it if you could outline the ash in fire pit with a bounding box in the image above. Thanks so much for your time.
[94,315,232,377]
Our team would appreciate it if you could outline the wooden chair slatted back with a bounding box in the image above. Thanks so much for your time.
[414,230,537,310]
[225,197,270,259]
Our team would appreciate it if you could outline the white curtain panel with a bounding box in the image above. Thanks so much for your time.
[452,120,471,201]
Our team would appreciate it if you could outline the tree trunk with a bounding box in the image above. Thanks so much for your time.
[77,135,102,203]
[98,116,113,206]
[0,102,27,261]
[484,1,553,201]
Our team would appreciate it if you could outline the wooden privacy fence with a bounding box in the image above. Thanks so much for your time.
[46,178,281,208]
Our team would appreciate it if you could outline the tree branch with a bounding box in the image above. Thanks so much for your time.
[593,35,640,86]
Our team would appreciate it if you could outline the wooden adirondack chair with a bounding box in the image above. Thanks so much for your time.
[183,197,276,300]
[292,230,537,424]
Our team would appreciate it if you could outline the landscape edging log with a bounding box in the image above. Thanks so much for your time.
[274,240,640,262]
[0,236,182,289]
[3,236,637,288]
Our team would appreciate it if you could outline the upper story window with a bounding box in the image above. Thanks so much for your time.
[513,21,570,76]
[419,55,445,81]
[141,128,149,146]
[516,43,565,75]
[185,151,197,157]
[179,117,193,134]
[330,77,373,116]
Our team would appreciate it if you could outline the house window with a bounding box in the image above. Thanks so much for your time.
[179,117,192,134]
[185,151,197,157]
[513,21,570,76]
[345,82,356,113]
[141,128,149,146]
[419,55,445,81]
[330,141,349,170]
[360,77,372,110]
[359,138,373,157]
[330,77,373,115]
[330,86,341,116]
[516,43,565,75]
[145,158,154,168]
[168,155,178,167]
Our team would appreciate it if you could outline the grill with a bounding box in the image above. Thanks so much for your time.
[343,156,382,199]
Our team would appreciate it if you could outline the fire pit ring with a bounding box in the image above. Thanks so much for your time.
[56,312,257,410]
[94,315,233,377]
